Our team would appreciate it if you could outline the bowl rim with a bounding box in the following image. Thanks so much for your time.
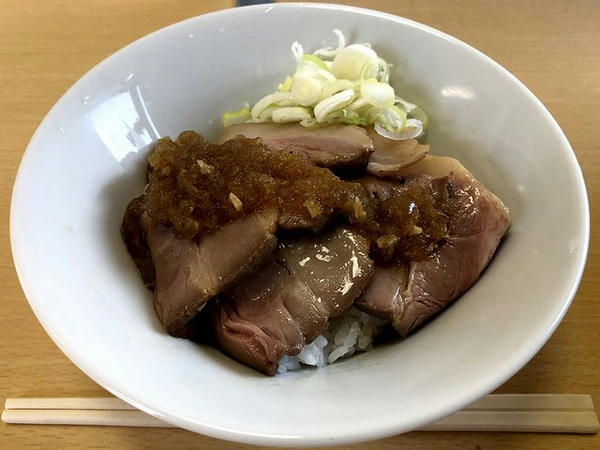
[10,2,590,446]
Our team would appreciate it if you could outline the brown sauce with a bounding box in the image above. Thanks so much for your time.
[369,176,456,261]
[143,131,454,261]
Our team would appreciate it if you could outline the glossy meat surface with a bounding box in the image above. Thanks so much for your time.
[355,156,510,335]
[219,123,374,171]
[213,228,374,375]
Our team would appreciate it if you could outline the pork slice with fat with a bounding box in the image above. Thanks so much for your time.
[213,227,374,375]
[355,156,510,335]
[219,123,374,171]
[142,210,279,337]
[366,128,429,177]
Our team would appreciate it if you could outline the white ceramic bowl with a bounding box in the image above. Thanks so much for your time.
[10,3,589,446]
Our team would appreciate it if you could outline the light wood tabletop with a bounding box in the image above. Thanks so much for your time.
[1,0,598,448]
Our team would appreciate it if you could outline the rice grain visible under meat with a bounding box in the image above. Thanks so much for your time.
[277,307,387,373]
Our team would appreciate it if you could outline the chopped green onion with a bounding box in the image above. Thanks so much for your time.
[347,97,370,111]
[291,72,323,106]
[313,28,346,58]
[360,57,390,84]
[341,109,369,126]
[384,105,407,130]
[221,30,428,140]
[250,92,294,121]
[361,79,395,108]
[298,64,336,82]
[408,106,429,133]
[395,96,418,113]
[395,97,429,133]
[302,54,330,71]
[322,109,345,123]
[221,105,251,127]
[320,79,356,99]
[376,58,391,83]
[247,105,279,123]
[368,105,407,133]
[300,117,318,127]
[291,41,304,64]
[314,89,355,122]
[375,118,423,140]
[331,44,378,81]
[272,107,312,123]
[278,76,293,92]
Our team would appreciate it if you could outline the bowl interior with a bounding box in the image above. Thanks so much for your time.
[10,4,588,446]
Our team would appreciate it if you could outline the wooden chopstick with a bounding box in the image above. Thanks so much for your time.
[2,394,598,434]
[4,397,134,411]
[462,394,596,412]
[1,409,170,428]
[420,410,599,433]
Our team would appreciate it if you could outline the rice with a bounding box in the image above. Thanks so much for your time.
[277,307,387,374]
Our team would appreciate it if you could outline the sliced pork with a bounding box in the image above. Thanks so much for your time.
[219,123,429,176]
[122,129,511,375]
[143,210,278,337]
[366,129,429,177]
[121,196,155,288]
[218,123,374,170]
[355,156,510,335]
[354,264,408,319]
[145,131,370,238]
[213,228,374,375]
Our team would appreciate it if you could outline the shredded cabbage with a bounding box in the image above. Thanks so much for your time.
[222,30,428,139]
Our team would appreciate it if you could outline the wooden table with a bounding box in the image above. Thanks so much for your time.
[1,0,598,448]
